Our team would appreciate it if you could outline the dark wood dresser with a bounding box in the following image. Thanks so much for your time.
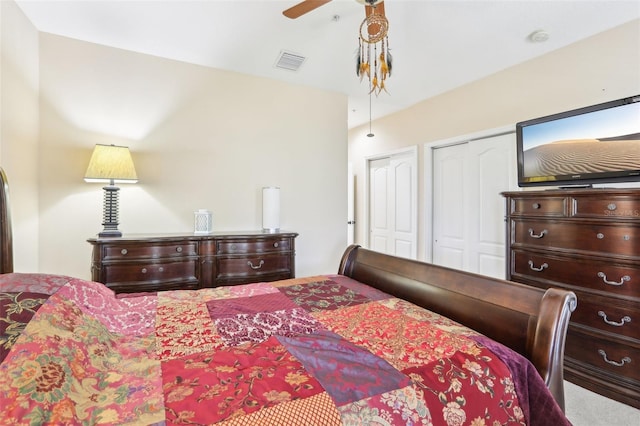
[88,231,297,294]
[502,189,639,408]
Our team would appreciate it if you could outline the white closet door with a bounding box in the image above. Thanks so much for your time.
[433,143,469,270]
[432,132,515,278]
[368,150,417,259]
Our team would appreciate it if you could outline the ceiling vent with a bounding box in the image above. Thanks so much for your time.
[275,51,306,71]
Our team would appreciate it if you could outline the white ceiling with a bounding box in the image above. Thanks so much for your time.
[15,0,640,129]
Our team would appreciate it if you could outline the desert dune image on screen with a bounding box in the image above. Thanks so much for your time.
[522,102,640,180]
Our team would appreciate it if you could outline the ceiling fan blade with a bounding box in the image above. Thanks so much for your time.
[283,0,333,19]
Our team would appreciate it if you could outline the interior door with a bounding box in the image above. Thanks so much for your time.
[432,143,468,269]
[368,150,417,259]
[370,157,392,253]
[347,162,355,245]
[432,132,516,278]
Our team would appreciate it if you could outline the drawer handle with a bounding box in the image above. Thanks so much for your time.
[532,203,541,209]
[598,311,631,327]
[528,228,547,239]
[528,260,548,272]
[273,242,279,248]
[247,260,265,270]
[597,349,631,367]
[158,267,164,273]
[121,249,128,255]
[141,267,147,274]
[597,272,630,286]
[607,203,617,211]
[176,247,183,253]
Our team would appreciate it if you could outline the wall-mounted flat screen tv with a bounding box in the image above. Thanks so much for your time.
[516,95,640,187]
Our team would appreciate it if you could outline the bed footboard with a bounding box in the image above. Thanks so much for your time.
[338,245,577,410]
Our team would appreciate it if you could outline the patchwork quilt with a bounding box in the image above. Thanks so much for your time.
[0,273,571,425]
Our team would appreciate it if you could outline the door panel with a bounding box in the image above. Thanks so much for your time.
[470,134,515,278]
[347,162,355,245]
[370,158,390,252]
[432,132,515,278]
[394,161,412,232]
[433,143,467,270]
[368,150,417,259]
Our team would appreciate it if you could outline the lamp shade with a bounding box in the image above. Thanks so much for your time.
[84,144,138,183]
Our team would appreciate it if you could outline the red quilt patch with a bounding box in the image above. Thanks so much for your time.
[162,336,323,424]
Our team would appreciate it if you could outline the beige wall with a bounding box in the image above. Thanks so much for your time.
[348,19,640,259]
[2,4,639,279]
[0,1,40,271]
[2,18,348,279]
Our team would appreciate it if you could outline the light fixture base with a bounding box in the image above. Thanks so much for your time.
[100,185,122,238]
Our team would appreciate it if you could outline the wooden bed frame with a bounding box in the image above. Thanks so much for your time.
[0,167,577,410]
[338,245,577,411]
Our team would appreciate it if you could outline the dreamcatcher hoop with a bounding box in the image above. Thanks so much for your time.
[359,13,389,44]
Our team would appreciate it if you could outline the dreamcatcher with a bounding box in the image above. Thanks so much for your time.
[356,4,392,95]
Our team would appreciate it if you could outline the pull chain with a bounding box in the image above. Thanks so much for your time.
[367,91,374,137]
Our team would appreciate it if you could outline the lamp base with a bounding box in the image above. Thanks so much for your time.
[100,185,122,238]
[98,229,122,238]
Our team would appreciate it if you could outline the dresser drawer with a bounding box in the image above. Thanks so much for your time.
[509,196,567,217]
[215,254,291,281]
[512,219,639,257]
[566,327,640,383]
[572,195,640,219]
[102,260,198,287]
[103,242,198,260]
[216,238,291,254]
[570,291,638,340]
[511,250,638,298]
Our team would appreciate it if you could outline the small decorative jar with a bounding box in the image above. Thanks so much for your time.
[194,209,213,234]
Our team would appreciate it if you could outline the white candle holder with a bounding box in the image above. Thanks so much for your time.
[262,187,280,233]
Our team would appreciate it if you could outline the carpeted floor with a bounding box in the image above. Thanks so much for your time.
[564,381,639,426]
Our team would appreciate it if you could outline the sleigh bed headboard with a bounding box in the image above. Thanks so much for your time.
[0,167,13,274]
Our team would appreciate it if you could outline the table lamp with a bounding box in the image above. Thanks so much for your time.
[84,144,138,237]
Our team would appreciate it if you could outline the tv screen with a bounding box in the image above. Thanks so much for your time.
[516,95,640,187]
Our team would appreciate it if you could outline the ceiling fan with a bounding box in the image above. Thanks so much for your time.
[284,0,391,96]
[283,0,385,20]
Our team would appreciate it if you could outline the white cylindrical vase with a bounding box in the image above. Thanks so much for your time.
[262,187,280,233]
